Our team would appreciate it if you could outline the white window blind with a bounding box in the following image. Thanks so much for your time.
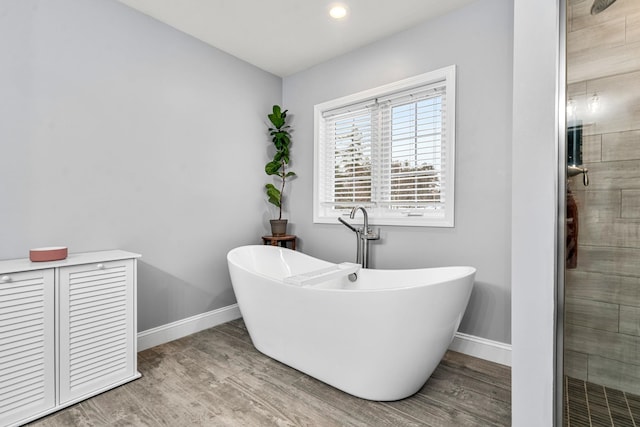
[314,65,456,227]
[320,104,375,209]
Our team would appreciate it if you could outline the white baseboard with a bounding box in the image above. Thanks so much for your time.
[137,304,242,351]
[449,332,512,367]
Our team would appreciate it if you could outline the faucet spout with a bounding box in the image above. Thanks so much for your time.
[350,205,369,233]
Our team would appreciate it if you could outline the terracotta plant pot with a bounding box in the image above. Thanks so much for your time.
[270,219,288,236]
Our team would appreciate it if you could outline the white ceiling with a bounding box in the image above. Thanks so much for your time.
[116,0,476,77]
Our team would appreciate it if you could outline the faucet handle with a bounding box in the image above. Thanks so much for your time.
[364,227,380,240]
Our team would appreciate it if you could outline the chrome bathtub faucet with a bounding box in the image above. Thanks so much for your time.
[338,206,380,268]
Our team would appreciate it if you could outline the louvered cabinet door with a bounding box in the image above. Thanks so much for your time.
[58,259,135,404]
[0,269,55,427]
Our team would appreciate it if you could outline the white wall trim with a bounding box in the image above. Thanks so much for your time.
[137,304,242,351]
[449,332,512,367]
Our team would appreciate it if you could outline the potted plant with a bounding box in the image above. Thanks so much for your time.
[265,105,295,236]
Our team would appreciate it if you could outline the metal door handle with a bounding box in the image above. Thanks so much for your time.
[568,165,589,186]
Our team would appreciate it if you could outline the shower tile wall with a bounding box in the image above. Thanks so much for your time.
[565,0,640,395]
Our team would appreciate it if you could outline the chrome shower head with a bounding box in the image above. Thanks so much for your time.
[591,0,618,15]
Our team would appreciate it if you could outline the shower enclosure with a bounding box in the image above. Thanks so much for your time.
[563,0,640,424]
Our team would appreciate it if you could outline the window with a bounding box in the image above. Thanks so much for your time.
[314,65,456,227]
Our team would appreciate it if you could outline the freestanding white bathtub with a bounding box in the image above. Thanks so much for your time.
[227,245,475,401]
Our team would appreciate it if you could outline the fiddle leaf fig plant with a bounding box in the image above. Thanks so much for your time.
[265,105,295,220]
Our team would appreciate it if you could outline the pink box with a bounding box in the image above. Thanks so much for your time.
[30,246,68,262]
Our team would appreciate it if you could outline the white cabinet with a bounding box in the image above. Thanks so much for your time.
[0,270,55,426]
[0,251,140,427]
[58,259,137,404]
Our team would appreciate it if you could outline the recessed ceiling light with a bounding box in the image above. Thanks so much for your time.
[329,4,348,19]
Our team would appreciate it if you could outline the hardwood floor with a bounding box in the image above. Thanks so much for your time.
[28,319,511,426]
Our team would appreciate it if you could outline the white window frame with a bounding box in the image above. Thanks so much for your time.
[313,65,456,227]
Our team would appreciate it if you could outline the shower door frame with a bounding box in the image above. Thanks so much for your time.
[555,0,568,425]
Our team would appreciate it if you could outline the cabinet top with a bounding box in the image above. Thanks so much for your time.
[0,250,141,274]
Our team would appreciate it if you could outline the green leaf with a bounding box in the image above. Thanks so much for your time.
[285,171,296,177]
[265,184,281,207]
[271,131,290,146]
[268,105,287,129]
[265,160,281,175]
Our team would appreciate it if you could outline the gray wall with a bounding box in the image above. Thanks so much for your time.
[0,0,282,331]
[282,0,514,344]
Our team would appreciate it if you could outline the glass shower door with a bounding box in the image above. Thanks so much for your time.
[563,0,640,424]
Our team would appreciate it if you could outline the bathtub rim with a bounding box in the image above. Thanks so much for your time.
[227,245,476,293]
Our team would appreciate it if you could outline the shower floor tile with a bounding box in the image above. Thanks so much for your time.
[565,376,640,426]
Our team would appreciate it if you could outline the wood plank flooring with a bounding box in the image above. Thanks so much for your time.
[28,319,511,426]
